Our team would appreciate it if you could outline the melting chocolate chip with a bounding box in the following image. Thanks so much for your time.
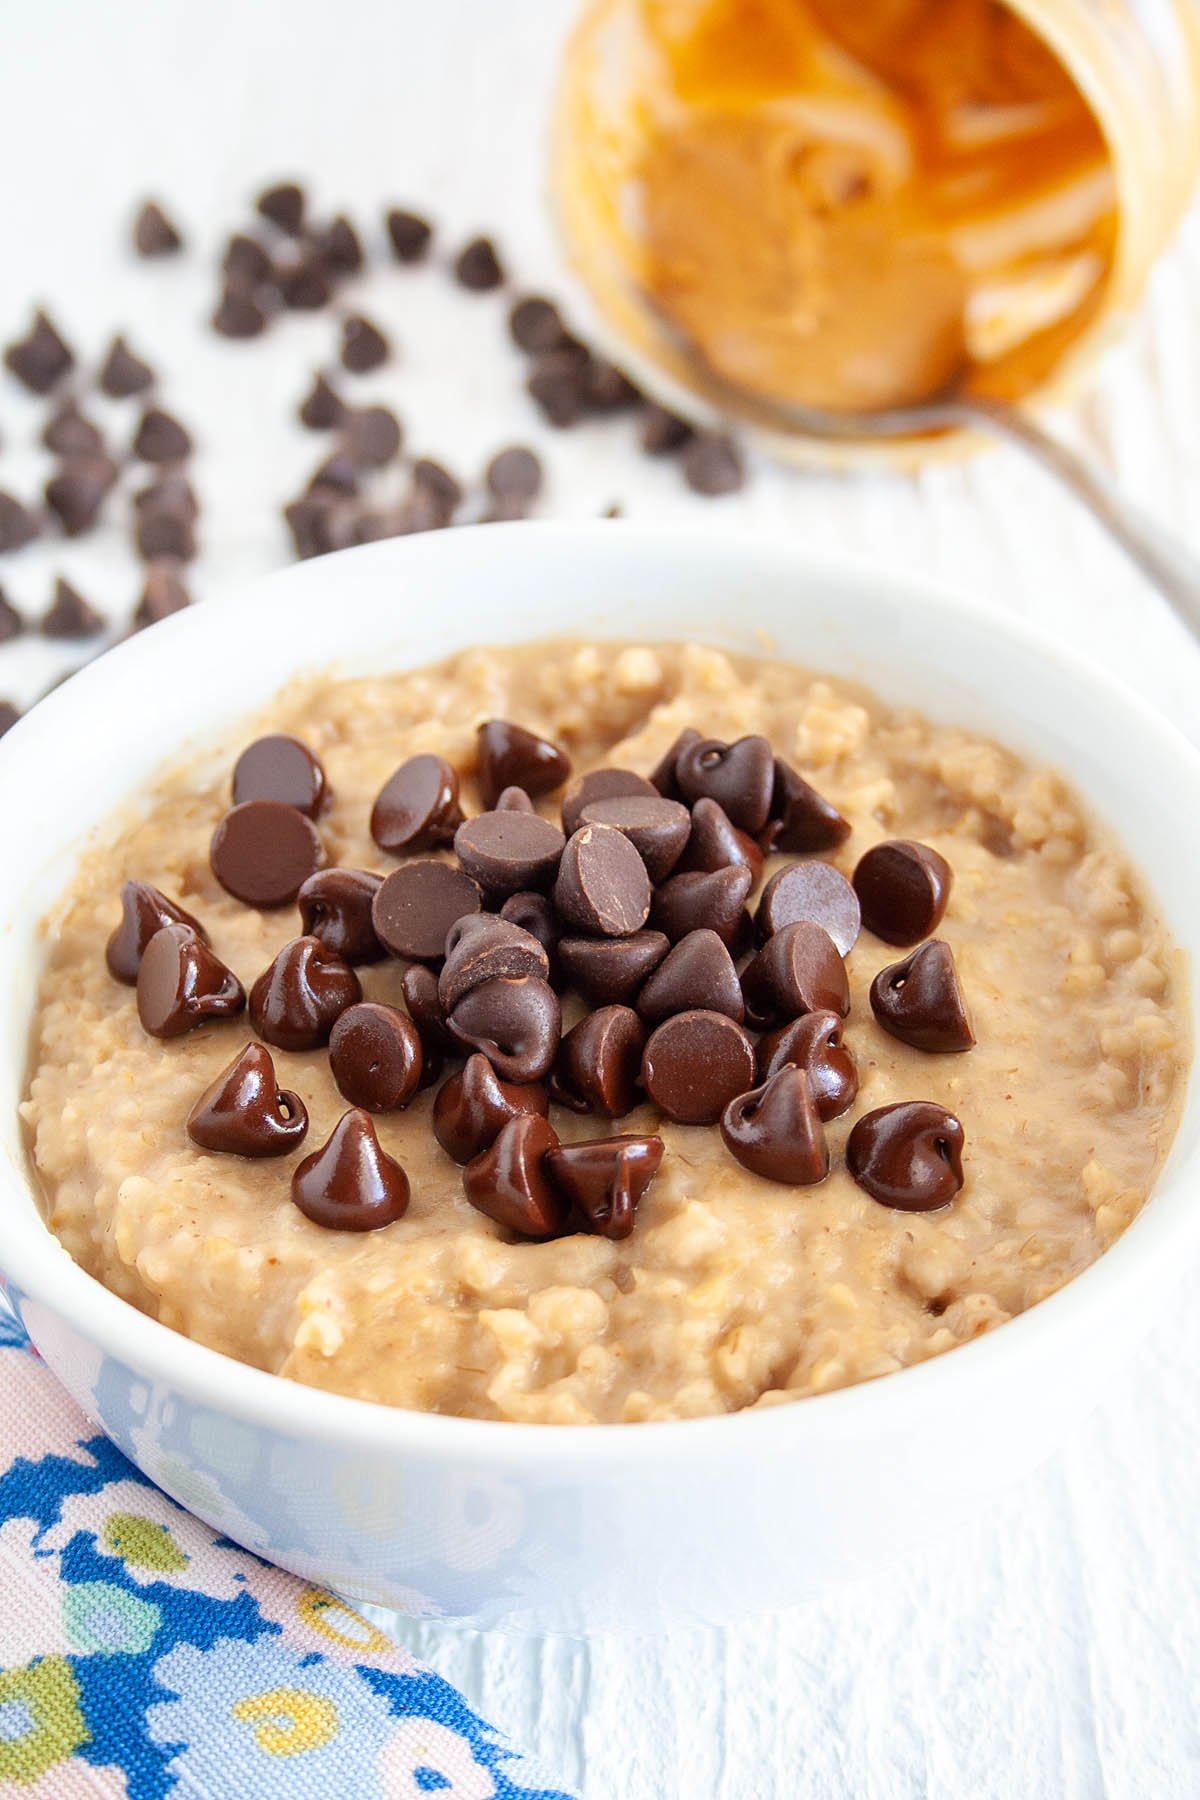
[846,1102,965,1211]
[755,861,861,956]
[682,432,744,496]
[372,860,482,962]
[509,296,569,353]
[291,1108,410,1231]
[341,405,403,468]
[869,939,974,1053]
[133,561,191,628]
[476,719,571,808]
[640,1009,757,1126]
[741,921,850,1028]
[133,200,184,256]
[386,207,433,262]
[485,445,543,508]
[212,288,268,339]
[42,403,105,458]
[651,865,753,950]
[557,930,669,1006]
[329,1002,424,1111]
[637,928,744,1026]
[496,785,535,813]
[548,1005,645,1118]
[233,734,327,817]
[41,578,103,639]
[249,935,361,1051]
[439,915,550,1009]
[676,797,764,881]
[106,879,207,983]
[257,181,306,235]
[298,372,346,430]
[579,794,691,884]
[187,1042,308,1157]
[98,333,156,398]
[462,1113,565,1238]
[210,800,324,908]
[132,407,192,464]
[761,758,850,855]
[546,1135,663,1239]
[45,456,119,536]
[499,891,563,977]
[317,214,364,274]
[721,1067,829,1185]
[433,1052,548,1163]
[756,1010,858,1120]
[447,974,560,1083]
[341,315,389,373]
[0,492,40,552]
[561,767,657,837]
[454,811,565,899]
[369,754,462,856]
[676,735,774,834]
[640,404,694,455]
[853,841,952,946]
[527,351,587,427]
[136,923,245,1038]
[223,233,273,286]
[4,309,74,393]
[297,868,384,964]
[554,824,651,938]
[454,235,504,290]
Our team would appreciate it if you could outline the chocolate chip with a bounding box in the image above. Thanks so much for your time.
[0,492,40,552]
[4,310,73,394]
[869,939,974,1053]
[291,1108,410,1231]
[527,350,586,427]
[45,456,119,536]
[402,962,457,1076]
[133,200,183,256]
[676,797,763,881]
[454,811,566,899]
[499,890,562,976]
[447,974,560,1082]
[496,786,535,813]
[386,207,433,262]
[741,921,850,1027]
[648,728,703,801]
[485,446,543,505]
[548,1005,645,1118]
[283,495,335,559]
[756,1010,858,1120]
[561,768,656,838]
[546,1135,663,1239]
[277,257,332,310]
[509,296,569,353]
[476,719,570,807]
[307,452,359,497]
[584,359,641,411]
[463,1112,564,1238]
[341,315,389,374]
[257,181,306,236]
[233,734,327,818]
[187,1042,308,1157]
[212,288,269,339]
[106,879,207,984]
[846,1102,965,1211]
[682,431,744,496]
[40,577,103,639]
[761,758,850,854]
[554,824,652,937]
[134,470,198,522]
[98,333,156,399]
[640,1009,757,1125]
[438,915,550,1009]
[223,233,273,286]
[755,861,860,956]
[853,840,952,946]
[579,794,691,884]
[640,404,694,455]
[454,235,504,290]
[433,1052,548,1163]
[133,561,191,628]
[412,459,463,515]
[372,860,481,961]
[635,928,745,1027]
[651,865,753,950]
[136,923,245,1037]
[297,868,384,964]
[393,485,450,534]
[341,405,402,468]
[298,372,345,430]
[249,935,361,1051]
[316,214,364,274]
[132,407,191,463]
[210,800,324,908]
[134,503,196,563]
[329,1002,424,1111]
[721,1068,828,1185]
[0,591,23,643]
[0,701,19,737]
[557,929,669,1006]
[42,403,104,457]
[676,735,774,834]
[371,753,462,855]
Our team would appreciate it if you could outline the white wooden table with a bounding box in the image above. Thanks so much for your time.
[3,4,1199,1794]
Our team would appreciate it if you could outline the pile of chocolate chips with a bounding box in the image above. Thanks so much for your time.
[105,719,973,1241]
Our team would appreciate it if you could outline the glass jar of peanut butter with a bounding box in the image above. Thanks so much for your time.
[552,0,1200,459]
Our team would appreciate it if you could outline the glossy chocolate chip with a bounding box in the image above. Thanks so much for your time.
[401,962,456,1082]
[846,1102,965,1211]
[499,891,562,974]
[755,861,861,956]
[297,868,384,964]
[548,1005,645,1117]
[232,734,327,817]
[211,800,324,908]
[721,1068,829,1185]
[447,975,560,1083]
[651,865,752,950]
[557,930,669,1006]
[439,915,550,1010]
[462,1113,565,1238]
[433,1052,548,1163]
[187,1043,308,1157]
[454,811,565,899]
[741,921,850,1028]
[136,924,245,1038]
[675,735,774,833]
[756,1010,858,1120]
[545,1135,663,1239]
[636,929,744,1026]
[561,767,658,837]
[853,840,952,946]
[106,880,206,984]
[496,785,535,812]
[869,940,974,1053]
[579,794,691,884]
[249,936,361,1051]
[760,758,851,855]
[291,1108,410,1231]
[476,719,571,808]
[329,1002,424,1111]
[648,728,703,802]
[640,1009,757,1126]
[676,798,763,881]
[371,861,481,962]
[370,754,462,855]
[553,824,651,938]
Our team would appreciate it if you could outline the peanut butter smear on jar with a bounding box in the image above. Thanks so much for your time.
[568,0,1117,412]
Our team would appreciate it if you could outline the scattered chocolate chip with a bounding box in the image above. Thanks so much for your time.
[761,758,850,854]
[212,288,269,338]
[447,974,561,1082]
[0,492,40,552]
[509,296,570,353]
[371,753,462,855]
[527,350,586,427]
[683,431,744,496]
[187,1042,308,1157]
[106,879,207,984]
[846,1102,965,1211]
[98,334,156,399]
[402,962,457,1077]
[42,403,104,457]
[636,928,745,1026]
[291,1108,410,1231]
[316,214,364,274]
[297,868,384,964]
[554,823,652,938]
[485,445,543,507]
[233,734,327,817]
[341,315,389,374]
[412,459,463,515]
[496,785,535,813]
[548,1005,645,1118]
[257,181,306,236]
[561,768,656,838]
[134,469,198,522]
[0,701,19,737]
[854,840,952,946]
[210,799,324,908]
[307,452,359,496]
[136,923,245,1038]
[463,1112,564,1238]
[756,1010,858,1120]
[135,503,196,562]
[755,861,860,956]
[41,577,104,639]
[395,484,451,533]
[385,207,433,262]
[499,890,563,975]
[3,310,74,394]
[44,456,119,536]
[341,405,402,468]
[133,560,191,628]
[476,719,570,808]
[132,407,192,463]
[676,797,763,881]
[298,372,345,430]
[372,860,481,961]
[547,1134,663,1239]
[580,794,692,884]
[433,1051,548,1163]
[676,734,774,834]
[133,200,183,256]
[584,359,641,411]
[869,939,974,1053]
[454,235,504,291]
[277,257,332,310]
[648,728,703,801]
[557,929,669,1006]
[249,935,361,1051]
[329,1002,424,1111]
[640,404,694,455]
[454,811,565,899]
[651,865,752,950]
[223,232,273,286]
[283,494,336,559]
[721,1067,828,1185]
[438,915,550,1010]
[641,1009,757,1126]
[741,921,850,1028]
[0,591,23,643]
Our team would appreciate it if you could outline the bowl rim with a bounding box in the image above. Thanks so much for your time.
[4,518,1198,1466]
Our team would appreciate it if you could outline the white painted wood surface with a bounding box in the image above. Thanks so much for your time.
[2,4,1199,1794]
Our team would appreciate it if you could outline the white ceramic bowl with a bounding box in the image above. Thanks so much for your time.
[2,523,1197,1635]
